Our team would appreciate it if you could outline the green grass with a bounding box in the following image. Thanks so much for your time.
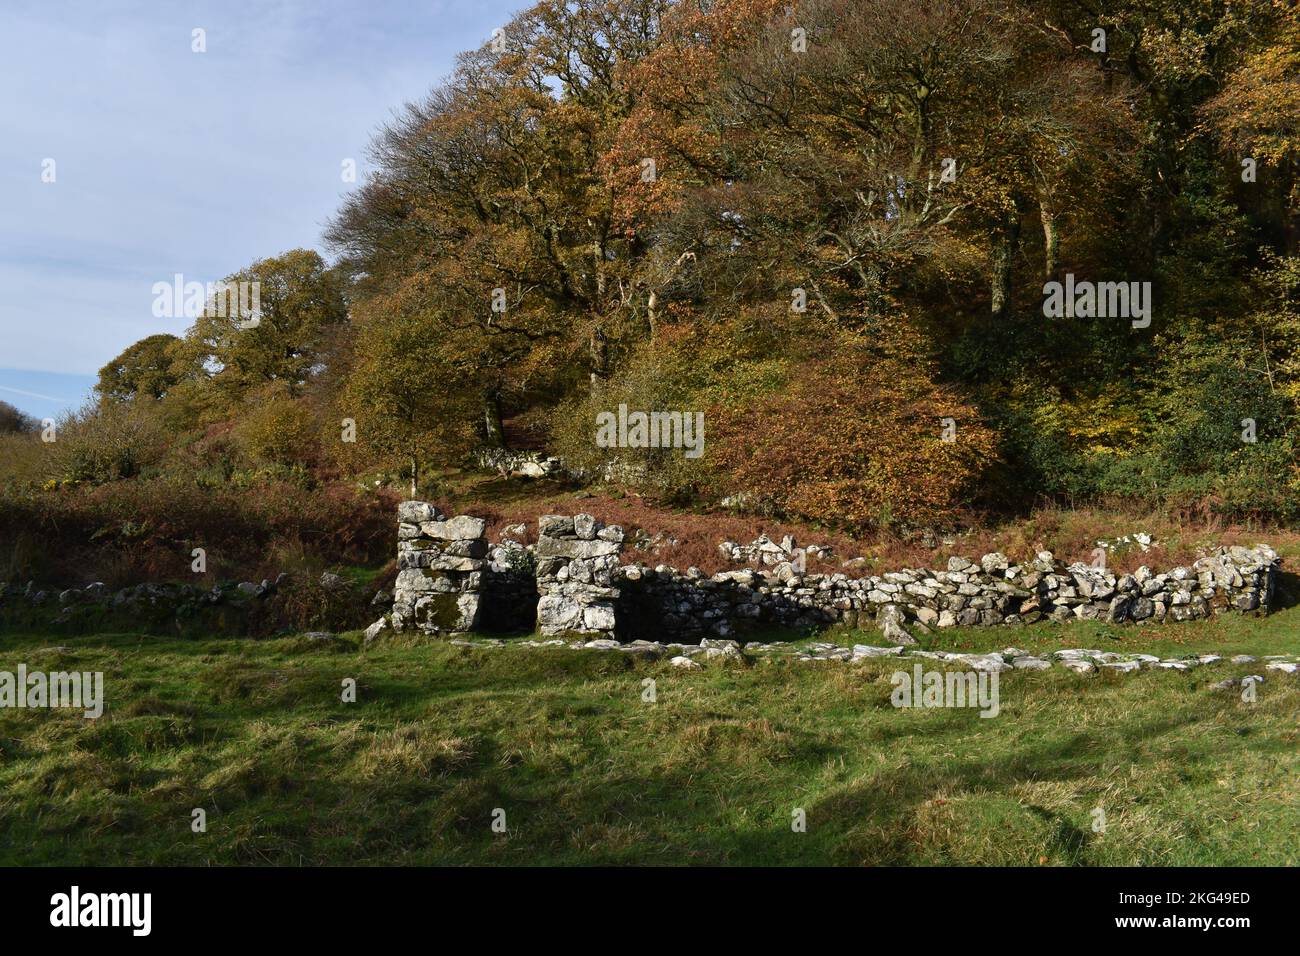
[1,613,1297,866]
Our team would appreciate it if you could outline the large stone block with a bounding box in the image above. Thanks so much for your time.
[423,555,484,572]
[538,593,584,634]
[420,516,487,541]
[538,515,574,537]
[582,604,616,631]
[412,592,480,632]
[440,538,488,559]
[535,536,621,560]
[396,568,445,593]
[398,501,443,523]
[395,567,470,592]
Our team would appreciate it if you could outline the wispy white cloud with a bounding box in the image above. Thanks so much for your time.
[0,0,519,375]
[0,383,70,404]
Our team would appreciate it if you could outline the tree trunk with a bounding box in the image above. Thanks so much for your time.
[482,389,506,448]
[1286,169,1298,256]
[1040,200,1059,280]
[589,327,609,391]
[409,453,418,499]
[991,210,1020,319]
[863,263,886,321]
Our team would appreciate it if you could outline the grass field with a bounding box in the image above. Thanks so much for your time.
[1,605,1297,866]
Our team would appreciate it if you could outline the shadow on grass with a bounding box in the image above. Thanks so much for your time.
[1269,570,1300,612]
[2,631,1293,865]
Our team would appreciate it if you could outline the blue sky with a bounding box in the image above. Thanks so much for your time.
[0,0,523,420]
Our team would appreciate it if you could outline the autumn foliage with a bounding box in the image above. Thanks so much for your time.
[4,0,1300,582]
[708,331,999,529]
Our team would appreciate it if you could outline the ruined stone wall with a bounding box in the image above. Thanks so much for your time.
[375,505,1279,643]
[390,502,487,634]
[535,514,624,636]
[614,546,1280,642]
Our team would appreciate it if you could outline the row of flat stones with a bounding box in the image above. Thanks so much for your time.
[443,636,1299,682]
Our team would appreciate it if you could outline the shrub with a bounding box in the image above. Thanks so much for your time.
[230,384,317,467]
[0,431,47,490]
[548,312,798,502]
[0,400,36,434]
[708,341,1000,532]
[40,400,170,485]
[1157,364,1289,476]
[0,478,397,586]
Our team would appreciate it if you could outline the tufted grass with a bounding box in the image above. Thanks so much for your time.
[0,614,1296,866]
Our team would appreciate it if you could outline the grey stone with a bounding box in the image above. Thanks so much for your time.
[582,604,616,631]
[535,536,621,560]
[538,515,574,537]
[538,593,583,634]
[947,653,1010,673]
[980,552,1010,573]
[397,501,442,523]
[852,644,905,658]
[1101,660,1141,673]
[421,516,487,541]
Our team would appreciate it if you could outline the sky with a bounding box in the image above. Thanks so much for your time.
[0,0,523,421]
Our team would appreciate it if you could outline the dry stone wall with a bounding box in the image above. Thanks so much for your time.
[614,545,1280,642]
[376,505,1280,643]
[535,514,624,636]
[390,502,487,634]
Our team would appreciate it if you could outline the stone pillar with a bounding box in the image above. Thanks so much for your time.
[391,501,487,634]
[535,513,623,636]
